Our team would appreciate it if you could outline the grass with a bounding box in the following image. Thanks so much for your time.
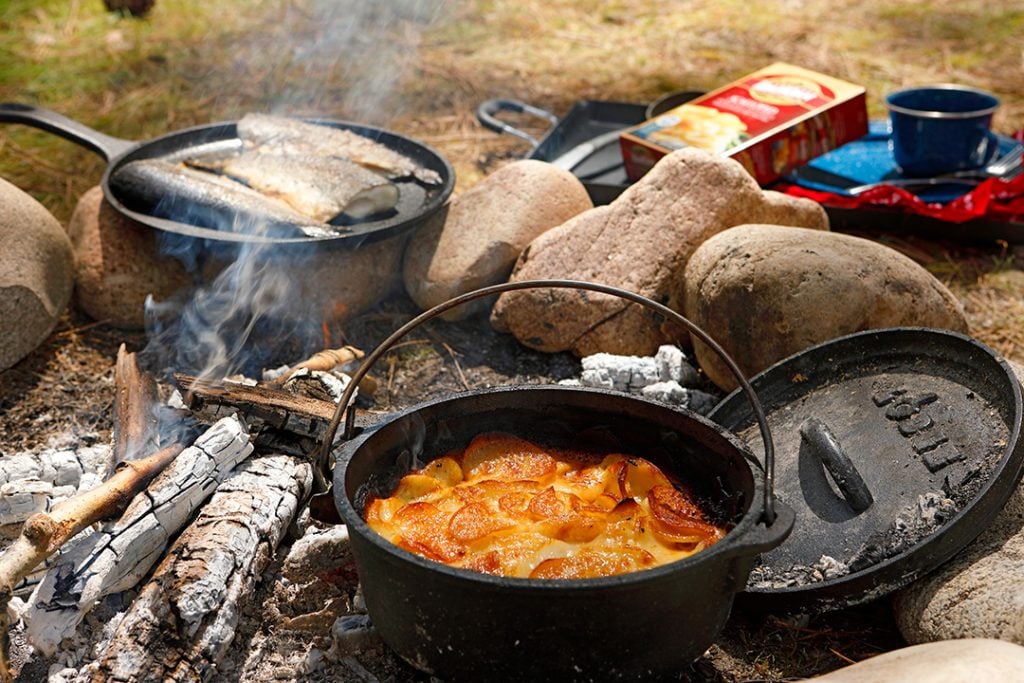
[3,0,1021,363]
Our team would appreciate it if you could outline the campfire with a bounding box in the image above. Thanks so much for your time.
[3,3,1024,677]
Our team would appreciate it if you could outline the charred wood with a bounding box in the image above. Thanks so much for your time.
[0,445,110,530]
[174,373,338,440]
[0,442,185,683]
[80,453,313,682]
[25,416,252,657]
[112,345,160,466]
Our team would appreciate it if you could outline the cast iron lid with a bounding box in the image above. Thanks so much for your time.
[709,327,1024,613]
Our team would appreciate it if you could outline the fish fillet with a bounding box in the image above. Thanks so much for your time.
[236,113,443,186]
[109,159,344,238]
[190,150,400,222]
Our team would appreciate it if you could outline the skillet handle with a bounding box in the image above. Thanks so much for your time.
[0,102,135,161]
[476,98,559,149]
[317,279,781,528]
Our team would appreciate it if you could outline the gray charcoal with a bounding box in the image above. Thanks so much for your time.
[685,389,719,416]
[328,614,381,657]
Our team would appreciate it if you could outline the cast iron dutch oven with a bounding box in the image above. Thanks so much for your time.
[319,280,794,682]
[710,327,1024,613]
[0,102,453,257]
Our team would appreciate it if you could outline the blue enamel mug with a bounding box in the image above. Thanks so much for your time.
[885,84,1000,177]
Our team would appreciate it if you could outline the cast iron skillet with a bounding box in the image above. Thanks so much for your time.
[0,102,454,253]
[319,280,795,682]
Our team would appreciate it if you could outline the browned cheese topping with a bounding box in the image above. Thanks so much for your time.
[364,432,727,579]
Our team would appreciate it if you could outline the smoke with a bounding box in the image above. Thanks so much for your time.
[230,0,448,123]
[140,0,448,382]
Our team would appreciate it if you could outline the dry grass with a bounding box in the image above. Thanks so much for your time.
[4,0,1022,361]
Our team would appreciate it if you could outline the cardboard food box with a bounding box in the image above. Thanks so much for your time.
[619,63,868,184]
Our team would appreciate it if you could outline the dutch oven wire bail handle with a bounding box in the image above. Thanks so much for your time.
[315,279,779,526]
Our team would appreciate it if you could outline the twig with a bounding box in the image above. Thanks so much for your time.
[0,443,185,683]
[829,648,857,665]
[52,319,110,339]
[440,340,470,391]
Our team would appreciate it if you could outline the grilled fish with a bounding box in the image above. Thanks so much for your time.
[190,150,400,222]
[236,113,443,186]
[109,159,344,238]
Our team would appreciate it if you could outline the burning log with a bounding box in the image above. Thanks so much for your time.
[112,344,160,465]
[0,442,185,683]
[24,415,253,657]
[175,374,339,440]
[78,453,313,682]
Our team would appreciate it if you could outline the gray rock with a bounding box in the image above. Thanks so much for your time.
[801,639,1024,682]
[0,177,74,370]
[490,148,827,356]
[892,363,1024,645]
[403,160,592,320]
[684,224,968,390]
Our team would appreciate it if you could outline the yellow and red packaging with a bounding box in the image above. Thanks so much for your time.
[619,63,868,184]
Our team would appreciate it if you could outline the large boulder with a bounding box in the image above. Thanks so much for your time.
[683,224,968,390]
[892,361,1024,645]
[0,178,74,370]
[801,639,1024,682]
[68,186,191,329]
[490,148,827,356]
[403,160,592,320]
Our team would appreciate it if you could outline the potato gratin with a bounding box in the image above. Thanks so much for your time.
[364,432,727,579]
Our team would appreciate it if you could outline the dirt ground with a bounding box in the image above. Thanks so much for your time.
[3,291,908,683]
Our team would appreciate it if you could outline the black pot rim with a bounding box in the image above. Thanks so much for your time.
[334,384,775,591]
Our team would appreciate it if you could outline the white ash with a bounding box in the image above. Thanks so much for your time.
[747,555,850,590]
[282,368,355,405]
[641,382,719,414]
[283,524,352,581]
[748,492,958,590]
[0,443,111,531]
[847,492,957,572]
[654,345,699,386]
[262,364,292,382]
[565,345,715,413]
[25,415,253,655]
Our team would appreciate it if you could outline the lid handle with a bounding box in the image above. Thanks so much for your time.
[316,279,779,526]
[799,417,874,513]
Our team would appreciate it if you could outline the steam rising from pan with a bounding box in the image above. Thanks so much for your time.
[140,0,448,382]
